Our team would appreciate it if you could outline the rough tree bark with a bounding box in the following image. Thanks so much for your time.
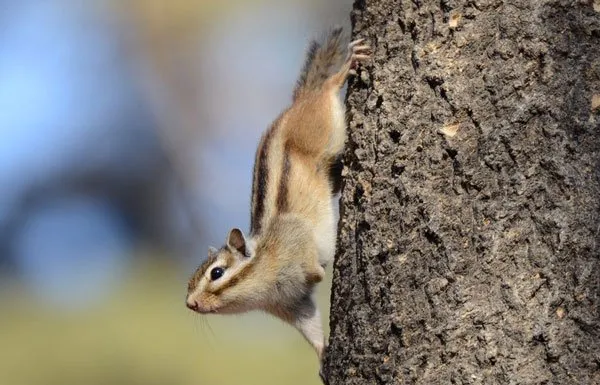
[323,0,600,384]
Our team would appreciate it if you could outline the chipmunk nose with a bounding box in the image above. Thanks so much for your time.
[186,298,199,311]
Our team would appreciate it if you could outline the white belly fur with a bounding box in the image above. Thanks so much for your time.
[314,93,345,266]
[326,92,347,156]
[313,198,337,267]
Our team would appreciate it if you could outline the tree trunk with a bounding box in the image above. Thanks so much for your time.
[323,0,600,384]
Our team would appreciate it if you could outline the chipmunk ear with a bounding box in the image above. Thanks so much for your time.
[208,246,218,258]
[226,228,247,256]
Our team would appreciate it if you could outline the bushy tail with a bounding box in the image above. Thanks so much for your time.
[293,27,347,101]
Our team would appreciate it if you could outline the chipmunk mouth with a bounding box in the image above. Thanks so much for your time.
[197,308,218,314]
[186,299,214,314]
[197,304,220,314]
[185,293,224,314]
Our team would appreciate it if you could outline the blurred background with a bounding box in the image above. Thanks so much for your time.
[0,1,353,384]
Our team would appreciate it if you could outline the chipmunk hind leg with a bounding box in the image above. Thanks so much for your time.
[283,39,371,177]
[324,38,371,90]
[323,39,371,158]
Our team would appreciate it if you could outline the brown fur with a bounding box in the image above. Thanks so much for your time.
[186,28,370,361]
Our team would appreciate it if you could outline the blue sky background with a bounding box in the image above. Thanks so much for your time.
[0,0,351,308]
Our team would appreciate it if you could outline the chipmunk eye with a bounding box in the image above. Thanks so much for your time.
[210,267,224,281]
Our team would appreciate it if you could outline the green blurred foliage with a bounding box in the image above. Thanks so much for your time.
[0,259,332,385]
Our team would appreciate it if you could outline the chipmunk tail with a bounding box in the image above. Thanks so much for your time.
[293,26,347,101]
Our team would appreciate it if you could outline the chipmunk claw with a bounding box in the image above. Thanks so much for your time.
[346,39,371,68]
[348,38,365,49]
[319,366,329,385]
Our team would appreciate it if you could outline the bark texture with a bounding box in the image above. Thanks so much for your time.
[323,0,600,384]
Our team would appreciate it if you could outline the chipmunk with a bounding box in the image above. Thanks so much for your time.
[186,27,370,362]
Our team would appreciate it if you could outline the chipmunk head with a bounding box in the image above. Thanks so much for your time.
[186,228,256,314]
